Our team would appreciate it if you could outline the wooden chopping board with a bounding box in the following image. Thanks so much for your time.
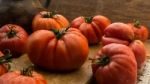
[10,40,150,84]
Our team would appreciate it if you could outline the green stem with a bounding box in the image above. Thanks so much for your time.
[85,17,93,23]
[134,20,141,28]
[50,27,69,39]
[0,49,12,64]
[21,65,34,77]
[93,55,110,66]
[43,11,56,18]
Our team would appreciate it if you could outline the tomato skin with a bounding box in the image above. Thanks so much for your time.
[127,23,149,42]
[102,35,130,46]
[129,40,146,69]
[0,24,28,57]
[71,15,111,45]
[32,11,69,31]
[0,71,47,84]
[92,43,137,84]
[102,22,134,46]
[101,22,147,70]
[27,28,89,71]
[104,22,134,41]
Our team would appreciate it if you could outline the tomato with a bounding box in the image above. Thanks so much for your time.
[127,20,149,42]
[26,28,89,71]
[0,66,47,84]
[32,11,69,31]
[0,24,28,57]
[102,22,134,45]
[129,40,146,69]
[71,15,111,45]
[92,43,137,84]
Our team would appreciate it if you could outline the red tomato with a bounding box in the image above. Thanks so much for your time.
[0,67,47,84]
[32,11,69,31]
[127,20,149,42]
[71,15,111,45]
[92,43,137,84]
[129,40,146,69]
[0,24,28,57]
[26,28,89,71]
[102,22,134,46]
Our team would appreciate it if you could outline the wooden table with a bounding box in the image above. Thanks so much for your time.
[10,40,150,84]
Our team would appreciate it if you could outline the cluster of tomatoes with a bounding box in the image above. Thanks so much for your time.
[0,10,149,84]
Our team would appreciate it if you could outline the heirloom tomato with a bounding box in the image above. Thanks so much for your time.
[127,20,149,42]
[71,15,111,45]
[0,24,28,57]
[102,22,134,45]
[129,40,146,69]
[0,66,47,84]
[26,28,89,71]
[32,11,69,31]
[92,43,137,84]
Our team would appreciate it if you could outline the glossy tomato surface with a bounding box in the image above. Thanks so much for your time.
[0,71,47,84]
[0,24,28,57]
[27,28,89,71]
[32,11,69,31]
[92,43,137,84]
[102,22,134,46]
[71,15,111,45]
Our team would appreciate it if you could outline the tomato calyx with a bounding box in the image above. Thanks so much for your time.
[133,20,141,28]
[93,55,110,66]
[7,25,19,38]
[21,65,34,77]
[43,11,56,18]
[0,49,12,64]
[50,27,69,39]
[85,17,93,23]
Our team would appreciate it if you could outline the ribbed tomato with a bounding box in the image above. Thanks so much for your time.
[102,22,134,46]
[71,15,111,45]
[0,67,47,84]
[32,11,69,31]
[129,40,146,69]
[127,20,149,42]
[26,28,89,71]
[92,43,137,84]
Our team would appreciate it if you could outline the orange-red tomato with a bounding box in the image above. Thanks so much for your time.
[0,70,47,84]
[0,24,28,57]
[26,28,89,71]
[102,22,134,46]
[127,20,149,42]
[129,40,146,69]
[32,11,69,31]
[92,43,137,84]
[71,15,111,45]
